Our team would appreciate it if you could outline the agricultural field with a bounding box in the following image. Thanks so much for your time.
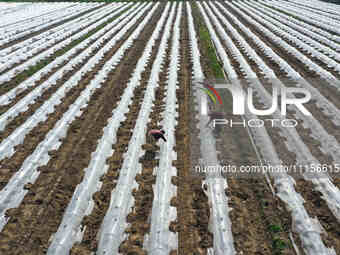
[0,0,339,255]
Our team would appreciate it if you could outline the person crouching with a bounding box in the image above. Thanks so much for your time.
[144,129,166,160]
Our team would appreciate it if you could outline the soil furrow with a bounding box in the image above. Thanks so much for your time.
[0,4,162,255]
[215,2,340,186]
[218,2,340,143]
[187,3,224,253]
[176,4,202,255]
[0,3,338,255]
[120,5,176,254]
[213,2,340,251]
[0,4,105,51]
[260,115,306,254]
[225,2,340,111]
[257,14,340,71]
[0,5,126,77]
[0,47,83,116]
[0,4,128,98]
[201,3,298,254]
[247,3,340,55]
[284,1,340,19]
[67,4,167,254]
[0,11,130,143]
[0,6,150,191]
[220,122,295,255]
[1,4,103,56]
[259,2,340,37]
[294,178,340,253]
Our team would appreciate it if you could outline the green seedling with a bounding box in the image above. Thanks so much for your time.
[273,238,287,251]
[269,224,282,233]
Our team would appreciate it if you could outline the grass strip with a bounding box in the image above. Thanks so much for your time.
[191,2,225,79]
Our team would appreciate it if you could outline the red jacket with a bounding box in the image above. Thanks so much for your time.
[148,129,166,142]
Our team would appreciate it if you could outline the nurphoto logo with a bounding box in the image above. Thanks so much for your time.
[197,79,312,128]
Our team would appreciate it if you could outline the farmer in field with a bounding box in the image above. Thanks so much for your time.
[148,129,167,142]
[144,129,167,160]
